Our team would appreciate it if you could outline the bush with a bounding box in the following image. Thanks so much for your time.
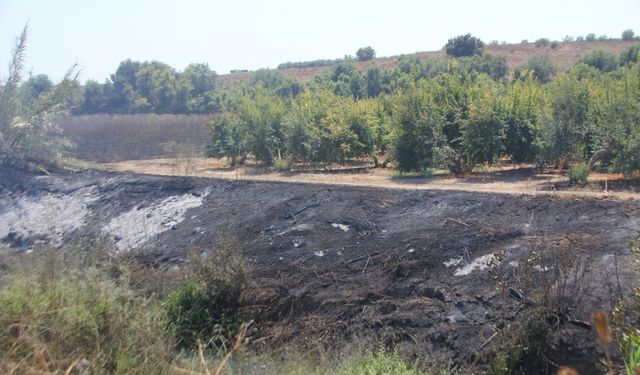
[514,55,557,83]
[165,282,237,349]
[579,49,619,72]
[165,234,249,348]
[356,46,376,62]
[622,29,636,41]
[585,33,596,41]
[445,34,484,57]
[534,38,550,47]
[569,162,589,185]
[273,157,290,171]
[620,44,640,65]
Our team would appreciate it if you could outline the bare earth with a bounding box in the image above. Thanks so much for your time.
[101,157,640,201]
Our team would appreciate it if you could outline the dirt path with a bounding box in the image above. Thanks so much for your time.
[101,157,640,201]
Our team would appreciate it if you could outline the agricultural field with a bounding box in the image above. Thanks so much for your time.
[2,7,640,373]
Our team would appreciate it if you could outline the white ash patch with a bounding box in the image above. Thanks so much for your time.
[0,187,98,246]
[454,253,499,276]
[314,250,325,257]
[102,190,208,252]
[331,223,350,232]
[444,256,464,268]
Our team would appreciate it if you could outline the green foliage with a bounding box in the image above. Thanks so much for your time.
[206,111,247,165]
[0,249,170,374]
[579,49,619,72]
[273,157,290,171]
[445,34,484,58]
[568,162,589,185]
[534,38,550,47]
[0,25,76,166]
[585,33,596,41]
[391,82,441,172]
[166,234,249,349]
[458,53,508,80]
[356,46,376,62]
[503,76,547,162]
[434,73,506,174]
[336,349,419,375]
[620,44,640,66]
[277,56,350,70]
[514,55,557,83]
[622,29,636,41]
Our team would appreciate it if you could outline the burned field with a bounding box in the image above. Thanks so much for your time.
[1,170,639,373]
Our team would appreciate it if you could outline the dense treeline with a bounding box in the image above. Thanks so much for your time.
[7,32,640,176]
[202,38,640,177]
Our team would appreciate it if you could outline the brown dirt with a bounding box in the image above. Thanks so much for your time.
[101,157,640,201]
[219,40,639,86]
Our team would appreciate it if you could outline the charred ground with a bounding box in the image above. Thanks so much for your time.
[1,168,638,373]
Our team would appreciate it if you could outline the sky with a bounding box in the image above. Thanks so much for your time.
[0,0,639,83]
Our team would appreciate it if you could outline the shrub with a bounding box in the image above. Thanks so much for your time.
[534,38,550,47]
[445,34,484,57]
[273,157,290,171]
[620,44,640,65]
[550,41,560,49]
[569,162,589,185]
[356,46,376,62]
[514,55,557,83]
[164,282,237,349]
[165,234,249,348]
[585,33,596,41]
[622,29,636,41]
[579,49,619,72]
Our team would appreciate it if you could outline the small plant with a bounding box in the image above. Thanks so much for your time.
[166,234,250,349]
[336,349,420,375]
[391,169,433,179]
[569,162,589,185]
[273,158,291,172]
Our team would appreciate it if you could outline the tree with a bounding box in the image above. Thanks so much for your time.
[585,33,596,42]
[620,44,640,65]
[205,112,247,165]
[391,82,442,172]
[356,46,376,61]
[622,29,635,41]
[0,25,76,166]
[366,67,382,97]
[514,55,557,83]
[445,34,484,57]
[504,75,548,162]
[579,49,619,72]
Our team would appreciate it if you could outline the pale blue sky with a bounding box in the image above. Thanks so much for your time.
[1,0,639,83]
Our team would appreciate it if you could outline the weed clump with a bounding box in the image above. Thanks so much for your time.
[165,234,250,349]
[569,162,589,185]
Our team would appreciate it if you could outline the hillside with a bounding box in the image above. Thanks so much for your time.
[219,39,638,86]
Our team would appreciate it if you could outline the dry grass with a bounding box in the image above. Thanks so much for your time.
[59,114,209,162]
[100,157,640,200]
[218,40,639,86]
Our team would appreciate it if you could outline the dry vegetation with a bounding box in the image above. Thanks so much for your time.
[59,114,209,162]
[219,40,638,86]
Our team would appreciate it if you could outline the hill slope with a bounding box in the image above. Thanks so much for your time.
[219,40,638,86]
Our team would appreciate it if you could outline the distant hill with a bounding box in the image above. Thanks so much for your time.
[219,40,638,86]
